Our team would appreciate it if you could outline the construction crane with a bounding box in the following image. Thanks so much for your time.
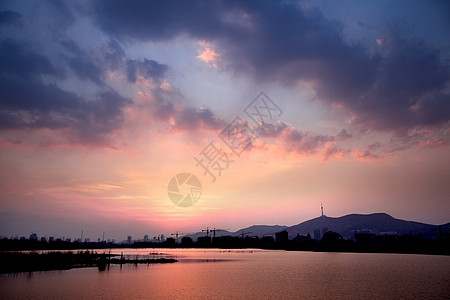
[210,228,229,238]
[202,227,210,237]
[171,231,190,243]
[239,231,253,238]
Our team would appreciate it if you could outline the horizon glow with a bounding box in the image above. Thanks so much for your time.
[0,0,449,241]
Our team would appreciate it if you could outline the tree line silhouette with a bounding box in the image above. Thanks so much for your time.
[1,230,448,255]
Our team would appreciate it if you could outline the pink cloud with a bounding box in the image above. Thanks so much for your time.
[196,41,220,68]
[135,87,227,135]
[322,144,351,161]
[253,121,351,160]
[354,149,383,161]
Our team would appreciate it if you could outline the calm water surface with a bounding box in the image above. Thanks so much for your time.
[1,249,449,299]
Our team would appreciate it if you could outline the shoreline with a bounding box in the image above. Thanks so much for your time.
[0,251,177,274]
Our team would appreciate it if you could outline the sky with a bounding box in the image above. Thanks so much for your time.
[0,0,449,241]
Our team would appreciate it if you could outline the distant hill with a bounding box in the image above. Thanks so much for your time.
[184,229,232,241]
[285,213,448,239]
[235,225,287,237]
[182,213,449,241]
[184,225,286,240]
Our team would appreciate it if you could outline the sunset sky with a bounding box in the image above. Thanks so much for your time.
[0,0,449,241]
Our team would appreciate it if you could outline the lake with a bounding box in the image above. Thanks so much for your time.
[1,249,449,299]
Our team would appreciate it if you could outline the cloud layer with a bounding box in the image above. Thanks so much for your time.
[0,0,449,153]
[92,0,450,137]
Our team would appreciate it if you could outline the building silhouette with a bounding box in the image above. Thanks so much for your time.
[275,230,288,245]
[166,237,175,247]
[181,236,193,246]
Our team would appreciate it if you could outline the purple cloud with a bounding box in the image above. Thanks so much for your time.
[91,0,450,137]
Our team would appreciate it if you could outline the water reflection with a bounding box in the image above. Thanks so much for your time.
[1,249,449,299]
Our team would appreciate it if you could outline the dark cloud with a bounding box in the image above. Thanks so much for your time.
[126,59,168,84]
[0,37,131,146]
[0,73,131,145]
[345,34,450,134]
[150,88,226,133]
[336,129,352,141]
[72,90,132,144]
[255,121,288,138]
[91,0,450,136]
[0,29,195,147]
[0,10,22,26]
[172,106,225,132]
[59,39,105,86]
[1,0,447,150]
[355,149,382,160]
[218,5,450,136]
[90,0,245,42]
[46,0,76,29]
[104,40,126,70]
[387,125,450,153]
[66,55,104,86]
[0,39,62,80]
[254,121,342,156]
[352,125,450,159]
[284,128,335,155]
[60,38,166,86]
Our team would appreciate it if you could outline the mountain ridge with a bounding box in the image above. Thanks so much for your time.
[286,212,446,239]
[183,213,449,240]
